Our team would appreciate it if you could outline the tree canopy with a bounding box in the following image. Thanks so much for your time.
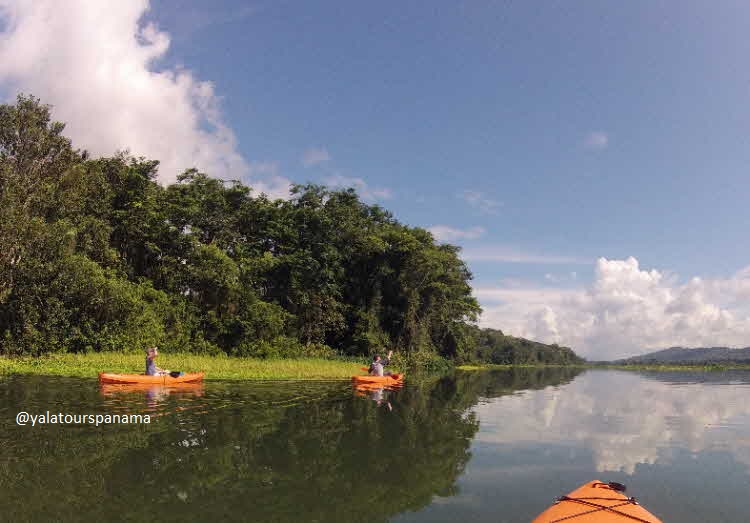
[0,95,581,365]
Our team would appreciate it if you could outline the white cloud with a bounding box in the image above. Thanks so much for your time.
[428,225,486,242]
[324,174,391,202]
[478,256,750,359]
[463,246,588,264]
[301,147,331,167]
[583,131,608,150]
[0,0,290,196]
[246,162,292,200]
[460,190,501,215]
[540,272,578,284]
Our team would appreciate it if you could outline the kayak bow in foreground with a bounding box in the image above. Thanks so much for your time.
[531,480,662,523]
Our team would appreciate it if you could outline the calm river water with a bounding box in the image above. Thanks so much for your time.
[2,369,750,522]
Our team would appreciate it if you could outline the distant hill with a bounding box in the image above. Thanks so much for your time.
[618,346,750,364]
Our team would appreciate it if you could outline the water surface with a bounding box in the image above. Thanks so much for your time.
[2,369,750,522]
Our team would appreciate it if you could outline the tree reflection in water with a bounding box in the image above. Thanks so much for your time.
[0,368,583,522]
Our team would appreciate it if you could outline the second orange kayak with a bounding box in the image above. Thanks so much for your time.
[98,372,205,385]
[531,480,662,523]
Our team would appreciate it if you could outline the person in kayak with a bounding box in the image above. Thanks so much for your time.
[145,346,171,376]
[369,350,394,376]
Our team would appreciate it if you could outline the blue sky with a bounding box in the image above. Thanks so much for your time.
[2,1,750,357]
[145,0,750,280]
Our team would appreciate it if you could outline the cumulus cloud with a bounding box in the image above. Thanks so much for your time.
[301,147,331,167]
[460,190,501,215]
[428,225,486,242]
[475,371,750,475]
[478,257,750,359]
[0,0,290,196]
[463,246,588,264]
[324,174,392,202]
[583,131,608,150]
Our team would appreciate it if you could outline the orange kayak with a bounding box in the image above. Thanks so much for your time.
[98,372,205,385]
[531,480,662,523]
[99,382,205,396]
[353,381,404,396]
[351,373,403,385]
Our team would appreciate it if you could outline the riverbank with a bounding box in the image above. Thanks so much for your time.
[457,364,588,371]
[0,353,367,380]
[594,363,750,371]
[6,355,746,381]
[458,363,750,372]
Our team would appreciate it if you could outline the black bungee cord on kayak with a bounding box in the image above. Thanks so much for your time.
[544,482,656,523]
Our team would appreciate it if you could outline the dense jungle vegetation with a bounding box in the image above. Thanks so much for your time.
[0,95,582,366]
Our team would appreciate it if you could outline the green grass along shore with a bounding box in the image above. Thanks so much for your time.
[3,355,749,381]
[0,353,368,380]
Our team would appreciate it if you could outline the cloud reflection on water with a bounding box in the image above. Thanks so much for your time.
[473,370,750,474]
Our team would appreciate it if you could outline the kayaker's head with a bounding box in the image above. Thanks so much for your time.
[146,346,159,359]
[373,354,381,362]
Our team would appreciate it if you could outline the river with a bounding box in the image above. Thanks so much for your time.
[2,368,749,522]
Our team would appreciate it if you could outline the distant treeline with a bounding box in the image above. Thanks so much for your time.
[0,95,582,366]
[603,360,750,368]
[470,328,582,365]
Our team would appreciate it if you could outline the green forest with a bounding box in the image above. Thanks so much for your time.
[0,95,582,366]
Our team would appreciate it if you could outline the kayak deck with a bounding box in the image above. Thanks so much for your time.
[98,372,205,385]
[531,480,662,523]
